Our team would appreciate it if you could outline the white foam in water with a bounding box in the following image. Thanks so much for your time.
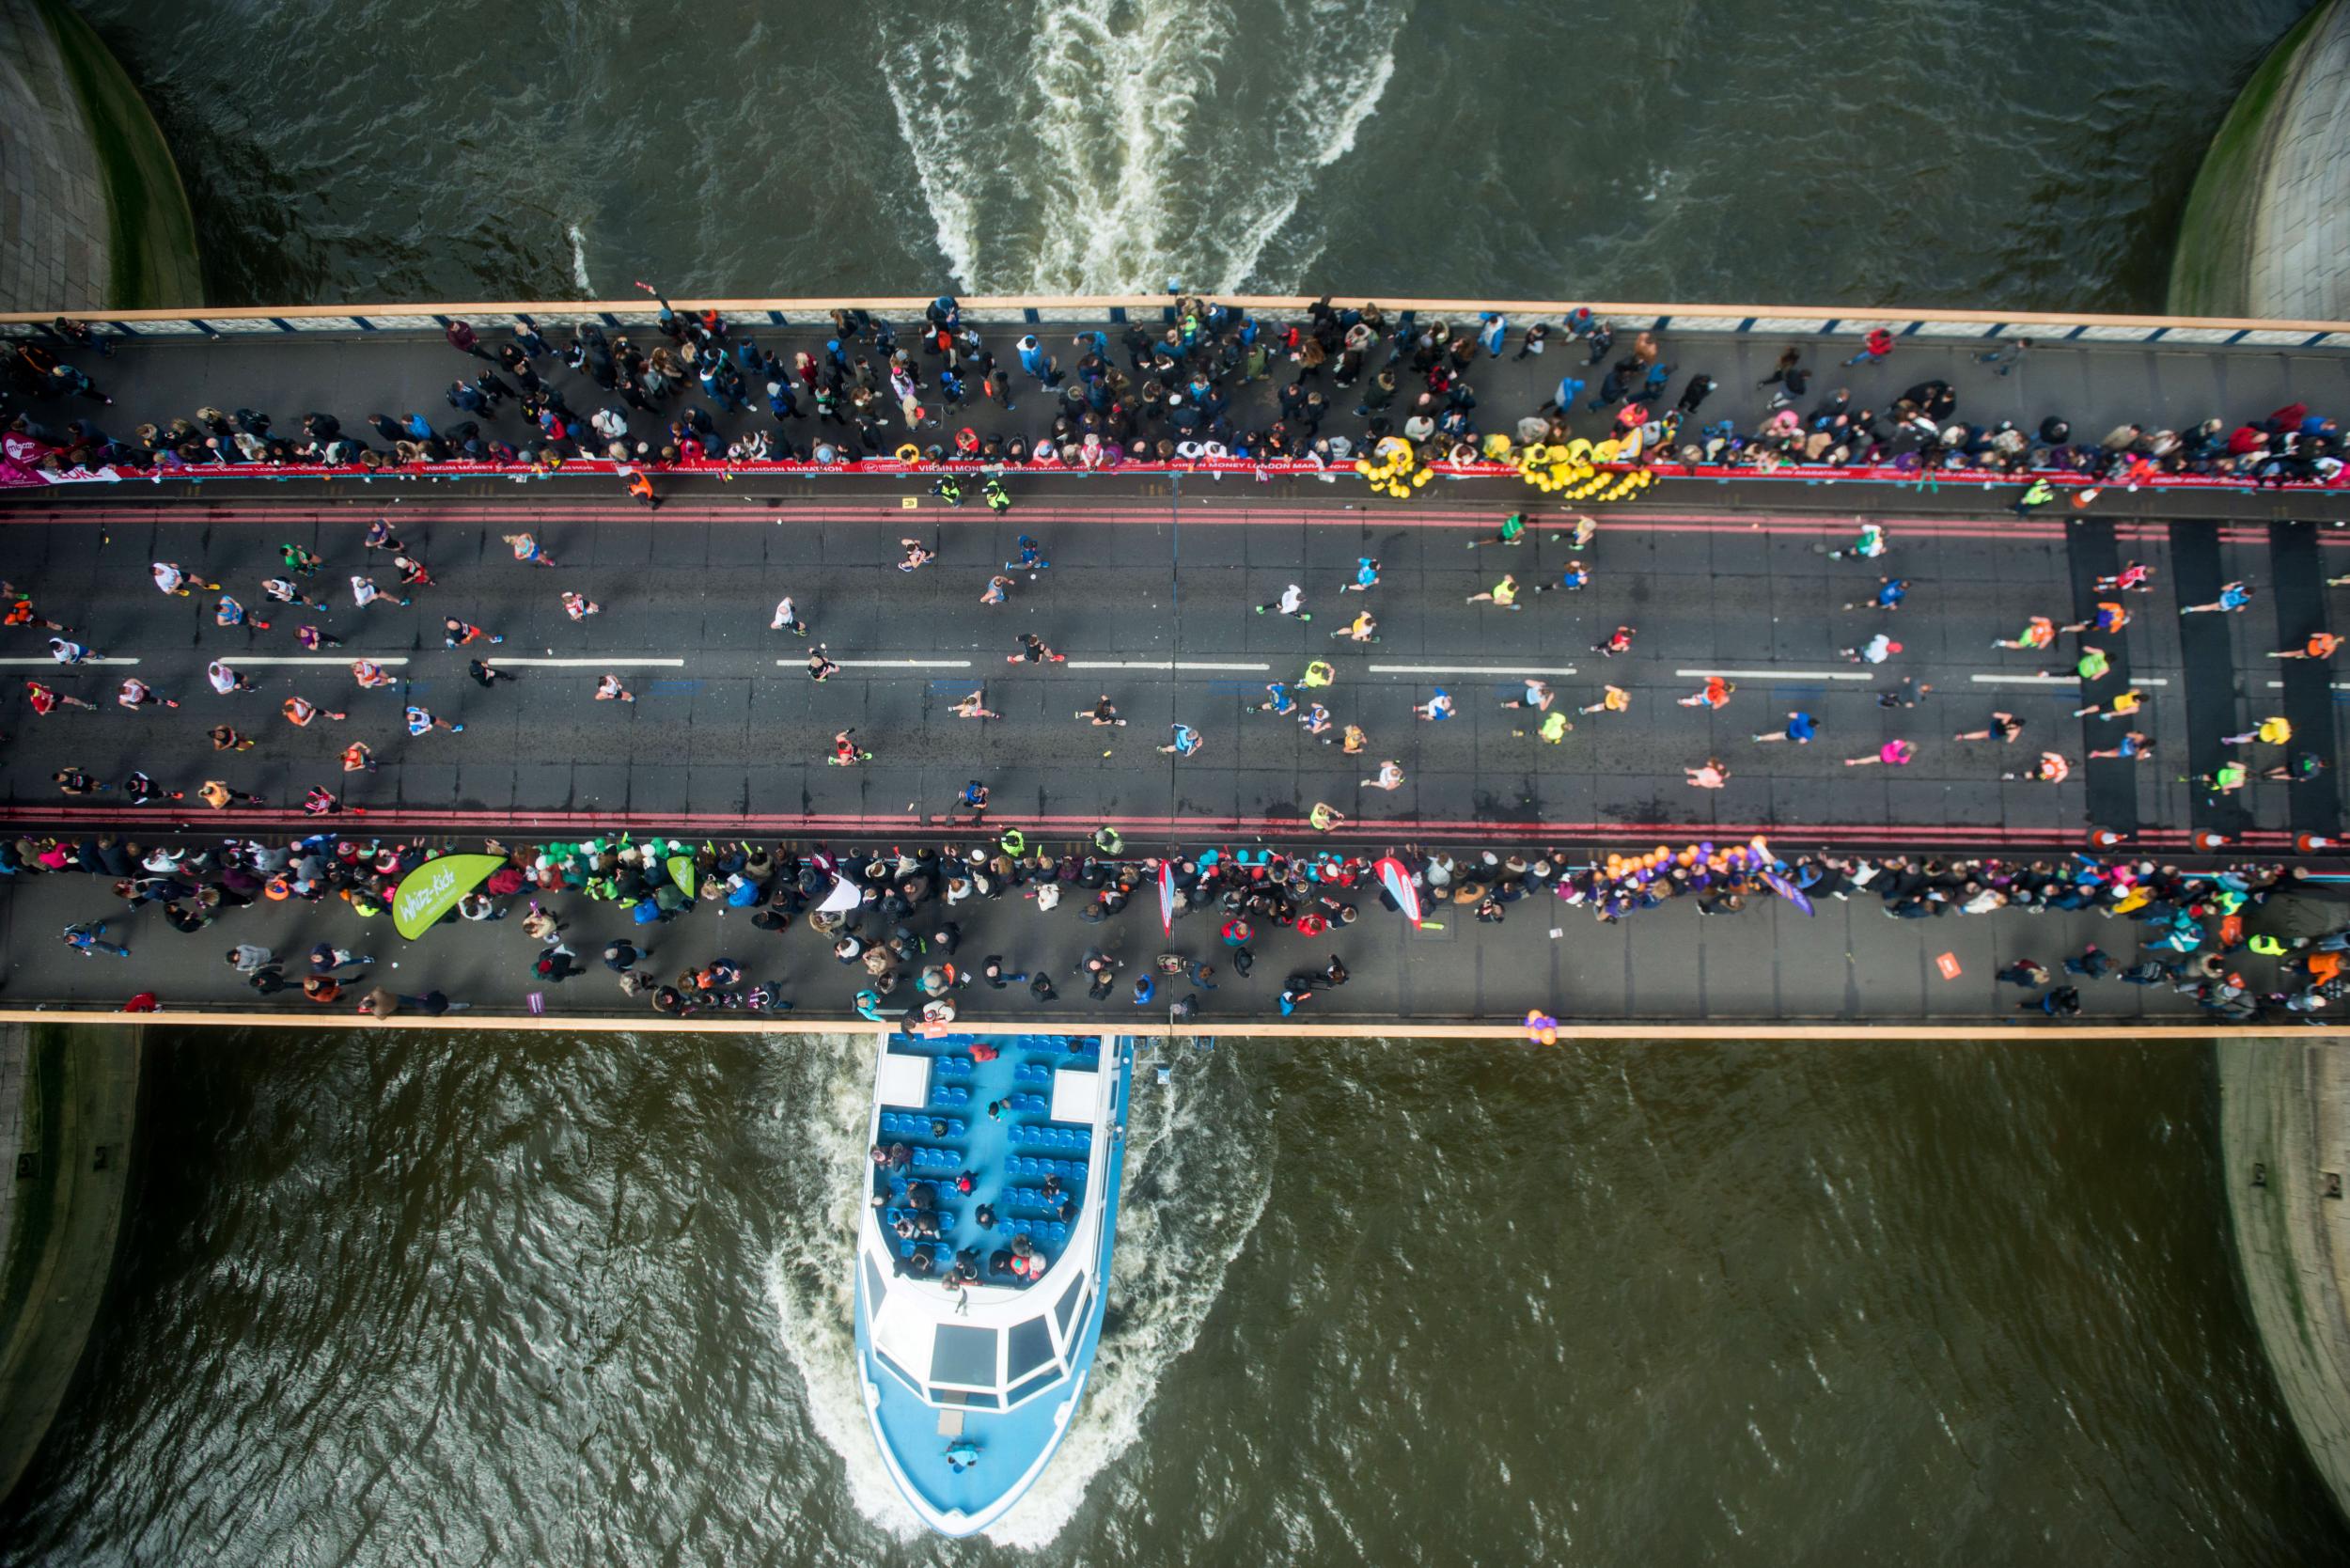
[983,1042,1274,1548]
[881,35,983,292]
[1213,8,1400,295]
[763,1034,1272,1549]
[763,1031,927,1541]
[567,223,594,295]
[879,0,1402,294]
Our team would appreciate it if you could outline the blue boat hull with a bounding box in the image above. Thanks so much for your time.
[854,1034,1135,1536]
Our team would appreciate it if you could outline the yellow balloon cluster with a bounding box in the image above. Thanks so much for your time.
[1511,439,1595,495]
[1512,436,1659,504]
[1576,468,1656,504]
[1354,436,1432,499]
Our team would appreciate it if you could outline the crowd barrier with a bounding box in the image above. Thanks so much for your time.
[5,294,2350,351]
[5,452,2342,494]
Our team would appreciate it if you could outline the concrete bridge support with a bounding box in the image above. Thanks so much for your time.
[2171,0,2350,320]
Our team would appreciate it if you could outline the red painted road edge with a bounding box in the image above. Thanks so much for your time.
[0,803,2298,855]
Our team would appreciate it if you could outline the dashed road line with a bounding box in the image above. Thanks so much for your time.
[1969,673,2170,687]
[1675,666,1872,682]
[803,658,973,669]
[208,654,409,666]
[1066,660,1272,671]
[1368,664,1579,677]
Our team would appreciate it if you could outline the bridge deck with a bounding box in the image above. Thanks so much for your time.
[4,315,2349,1025]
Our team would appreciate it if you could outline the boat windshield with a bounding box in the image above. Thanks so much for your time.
[930,1324,997,1387]
[1007,1315,1055,1382]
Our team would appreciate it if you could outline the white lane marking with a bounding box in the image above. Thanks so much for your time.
[1675,666,1872,682]
[1969,673,2170,687]
[205,654,409,666]
[2264,680,2350,690]
[1368,664,1578,677]
[494,657,688,667]
[794,658,973,669]
[1066,660,1272,672]
[0,655,139,666]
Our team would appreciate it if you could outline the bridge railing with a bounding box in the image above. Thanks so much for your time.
[5,295,2350,351]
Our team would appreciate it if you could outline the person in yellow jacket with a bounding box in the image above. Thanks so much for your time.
[2221,715,2292,747]
[1466,573,1521,610]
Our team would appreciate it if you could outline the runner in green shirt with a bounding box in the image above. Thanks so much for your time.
[1470,512,1528,549]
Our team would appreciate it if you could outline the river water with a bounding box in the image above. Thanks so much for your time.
[0,1028,2342,1564]
[10,4,2346,1558]
[83,0,2308,310]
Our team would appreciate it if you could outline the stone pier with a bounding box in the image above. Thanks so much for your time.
[2220,1037,2350,1521]
[2170,0,2350,320]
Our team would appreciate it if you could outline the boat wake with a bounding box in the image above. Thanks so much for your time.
[762,1031,927,1540]
[984,1039,1274,1548]
[880,0,1404,295]
[762,1033,1273,1549]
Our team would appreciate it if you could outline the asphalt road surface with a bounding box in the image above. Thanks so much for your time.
[0,488,2344,849]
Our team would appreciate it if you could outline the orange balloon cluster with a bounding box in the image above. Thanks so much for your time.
[1599,835,1772,883]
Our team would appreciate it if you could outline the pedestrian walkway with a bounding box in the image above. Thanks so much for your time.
[6,304,2348,498]
[0,831,2311,1027]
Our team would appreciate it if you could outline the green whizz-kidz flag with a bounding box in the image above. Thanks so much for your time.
[391,855,509,939]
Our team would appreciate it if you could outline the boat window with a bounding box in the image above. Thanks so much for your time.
[934,1389,1000,1409]
[1053,1271,1088,1336]
[1005,1366,1062,1407]
[863,1254,885,1309]
[1008,1316,1055,1382]
[873,1348,921,1395]
[931,1324,998,1388]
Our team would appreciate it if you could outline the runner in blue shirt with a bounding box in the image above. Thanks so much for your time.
[2182,580,2255,615]
[1752,711,1818,745]
[1538,560,1591,594]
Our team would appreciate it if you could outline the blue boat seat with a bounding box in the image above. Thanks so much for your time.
[929,1085,972,1107]
[933,1055,977,1078]
[1012,1220,1069,1249]
[879,1111,967,1140]
[1009,1122,1092,1153]
[908,1145,963,1173]
[1013,1061,1052,1085]
[1005,1156,1089,1188]
[1006,1092,1048,1116]
[1004,1187,1071,1219]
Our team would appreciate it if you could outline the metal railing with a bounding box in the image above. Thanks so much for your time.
[5,294,2350,352]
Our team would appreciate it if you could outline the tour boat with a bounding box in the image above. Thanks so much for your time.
[853,1032,1135,1536]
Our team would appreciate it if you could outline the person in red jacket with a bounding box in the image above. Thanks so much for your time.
[1841,326,1895,366]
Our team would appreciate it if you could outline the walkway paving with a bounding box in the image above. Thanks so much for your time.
[9,307,2350,504]
[0,831,2272,1026]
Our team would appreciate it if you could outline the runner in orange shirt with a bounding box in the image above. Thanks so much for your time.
[2270,631,2344,661]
